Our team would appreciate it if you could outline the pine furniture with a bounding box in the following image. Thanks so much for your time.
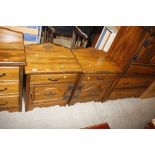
[0,28,26,112]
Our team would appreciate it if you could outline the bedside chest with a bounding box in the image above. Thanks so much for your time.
[71,48,122,104]
[0,28,26,112]
[24,43,82,111]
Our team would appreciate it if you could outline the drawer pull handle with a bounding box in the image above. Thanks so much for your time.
[48,78,60,81]
[0,88,7,92]
[0,101,8,106]
[0,73,6,77]
[96,77,104,80]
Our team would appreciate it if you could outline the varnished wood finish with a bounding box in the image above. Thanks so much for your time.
[72,48,121,74]
[25,43,82,111]
[109,87,147,100]
[71,82,110,104]
[127,64,155,75]
[115,74,155,89]
[0,27,26,112]
[107,26,147,71]
[25,43,82,74]
[141,80,155,99]
[0,67,19,81]
[70,48,121,104]
[82,73,118,82]
[30,73,77,84]
[108,26,155,101]
[0,95,19,108]
[0,27,26,66]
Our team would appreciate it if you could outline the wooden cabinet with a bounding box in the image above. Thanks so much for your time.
[107,26,155,100]
[0,28,26,112]
[132,35,155,65]
[25,44,82,111]
[71,49,122,104]
[24,44,121,111]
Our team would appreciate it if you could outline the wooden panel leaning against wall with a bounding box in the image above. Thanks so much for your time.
[0,27,26,112]
[106,26,155,100]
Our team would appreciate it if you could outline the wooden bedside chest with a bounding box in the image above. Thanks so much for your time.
[0,28,26,112]
[71,48,122,104]
[24,43,82,111]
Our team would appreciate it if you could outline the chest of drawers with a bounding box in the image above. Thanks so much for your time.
[0,28,26,112]
[24,44,82,111]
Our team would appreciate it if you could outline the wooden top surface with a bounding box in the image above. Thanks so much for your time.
[72,48,122,74]
[0,27,26,66]
[25,43,82,74]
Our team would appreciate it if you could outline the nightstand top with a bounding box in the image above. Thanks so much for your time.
[72,48,122,74]
[0,27,26,66]
[25,43,83,74]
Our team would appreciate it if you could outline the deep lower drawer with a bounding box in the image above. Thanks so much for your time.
[0,95,19,109]
[109,87,147,100]
[31,83,74,102]
[115,75,155,89]
[0,83,19,95]
[0,67,19,81]
[30,74,77,84]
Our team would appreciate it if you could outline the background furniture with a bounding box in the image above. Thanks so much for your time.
[40,26,101,48]
[0,28,26,112]
[106,26,155,100]
[3,26,41,45]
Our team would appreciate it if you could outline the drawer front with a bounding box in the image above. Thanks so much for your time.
[31,83,74,103]
[83,73,118,82]
[70,82,110,104]
[109,87,147,100]
[30,74,77,84]
[32,100,66,108]
[0,95,19,109]
[128,65,155,75]
[0,83,19,95]
[116,76,155,89]
[0,67,19,81]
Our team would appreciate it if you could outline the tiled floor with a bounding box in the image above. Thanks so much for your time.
[0,97,155,129]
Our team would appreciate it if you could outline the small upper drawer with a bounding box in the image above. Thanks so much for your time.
[0,83,19,95]
[83,73,118,82]
[0,67,19,81]
[0,95,19,109]
[30,74,78,84]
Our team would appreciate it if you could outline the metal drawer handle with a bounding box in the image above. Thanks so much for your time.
[0,88,7,92]
[0,101,8,106]
[96,77,105,80]
[0,73,6,77]
[44,92,56,97]
[48,78,60,81]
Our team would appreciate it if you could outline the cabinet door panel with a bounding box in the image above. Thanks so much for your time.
[31,83,74,104]
[133,37,155,65]
[71,82,109,103]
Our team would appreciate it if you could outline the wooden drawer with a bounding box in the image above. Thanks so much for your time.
[0,67,19,81]
[115,75,155,89]
[70,82,110,104]
[127,65,155,75]
[33,99,66,108]
[31,83,74,103]
[30,74,77,84]
[0,83,18,95]
[109,87,147,100]
[0,95,19,109]
[83,73,117,82]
